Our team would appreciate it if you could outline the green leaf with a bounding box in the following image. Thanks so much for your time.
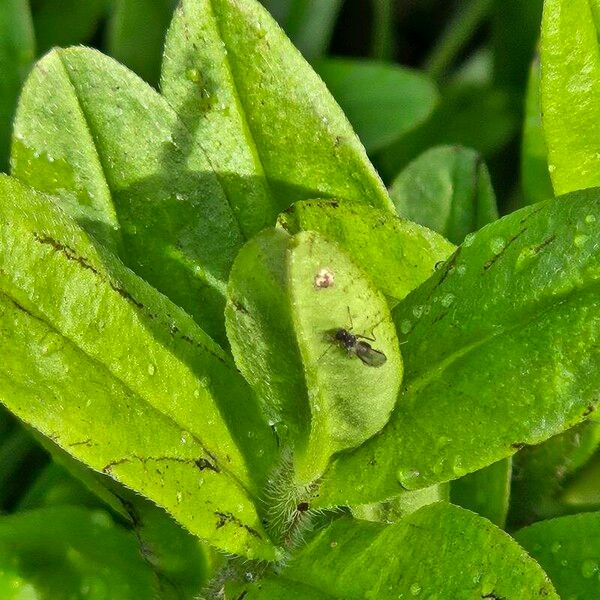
[516,512,600,598]
[540,0,600,195]
[12,47,242,347]
[389,145,498,245]
[376,82,519,182]
[106,0,176,86]
[509,420,600,526]
[278,199,455,307]
[0,0,34,172]
[557,444,600,510]
[0,506,158,599]
[521,59,554,206]
[315,59,439,153]
[314,192,600,507]
[31,0,107,54]
[451,458,512,528]
[226,229,402,483]
[242,503,558,599]
[351,484,449,523]
[263,0,342,60]
[0,175,278,559]
[161,0,392,231]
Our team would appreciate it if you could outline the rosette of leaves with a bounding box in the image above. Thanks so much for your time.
[0,0,598,597]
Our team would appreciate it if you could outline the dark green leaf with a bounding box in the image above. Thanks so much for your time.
[451,458,512,528]
[390,145,498,245]
[0,506,158,599]
[516,512,600,599]
[315,192,600,507]
[521,60,554,206]
[0,0,34,172]
[315,59,438,153]
[106,0,177,86]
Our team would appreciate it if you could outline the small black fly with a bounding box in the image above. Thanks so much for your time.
[330,327,387,368]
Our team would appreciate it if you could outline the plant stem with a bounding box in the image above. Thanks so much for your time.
[371,0,395,60]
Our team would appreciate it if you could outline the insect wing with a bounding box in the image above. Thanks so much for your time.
[355,341,387,367]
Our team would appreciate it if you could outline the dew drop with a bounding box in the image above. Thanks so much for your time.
[410,583,422,596]
[400,320,412,335]
[457,264,467,276]
[147,363,156,376]
[185,68,202,83]
[548,164,556,173]
[551,541,562,554]
[574,234,588,248]
[412,305,424,319]
[440,293,455,308]
[490,237,506,254]
[463,233,476,247]
[516,246,536,271]
[585,214,596,225]
[397,468,420,488]
[176,491,182,503]
[581,559,598,578]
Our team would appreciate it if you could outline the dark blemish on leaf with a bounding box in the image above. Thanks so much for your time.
[109,282,145,310]
[214,511,263,539]
[482,593,505,599]
[2,294,34,318]
[231,298,249,314]
[236,592,248,600]
[33,233,99,275]
[519,204,546,225]
[195,458,220,473]
[435,247,462,288]
[511,442,526,450]
[328,200,340,208]
[296,502,309,512]
[432,310,450,324]
[532,235,557,254]
[583,404,596,417]
[68,438,92,447]
[483,228,528,271]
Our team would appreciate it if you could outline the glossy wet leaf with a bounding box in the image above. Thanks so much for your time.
[540,0,600,195]
[315,59,438,153]
[0,175,277,559]
[12,47,241,347]
[509,420,600,527]
[226,229,402,483]
[521,60,554,206]
[278,199,455,307]
[161,0,392,232]
[516,512,600,599]
[0,0,34,172]
[315,192,600,507]
[241,503,557,599]
[451,458,512,527]
[0,506,158,599]
[107,0,176,86]
[390,145,498,245]
[263,0,342,59]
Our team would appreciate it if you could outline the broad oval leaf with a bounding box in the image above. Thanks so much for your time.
[0,175,278,558]
[516,512,600,599]
[509,420,600,527]
[315,192,600,507]
[241,503,558,599]
[541,0,600,195]
[315,58,439,153]
[0,506,158,599]
[161,0,393,232]
[451,458,512,528]
[278,199,455,306]
[226,229,402,484]
[12,47,241,346]
[390,145,498,245]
